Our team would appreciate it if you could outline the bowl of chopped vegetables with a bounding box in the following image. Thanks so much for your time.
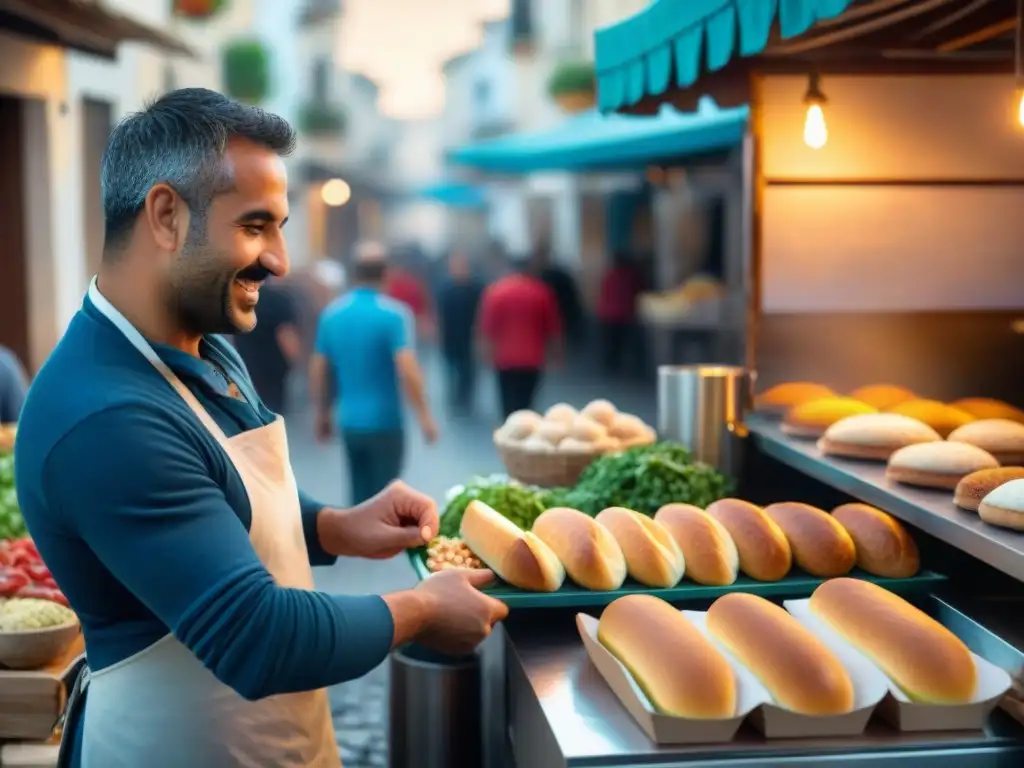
[0,598,80,669]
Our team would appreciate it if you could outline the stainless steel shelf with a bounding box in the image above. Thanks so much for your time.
[748,416,1024,582]
[505,601,1024,767]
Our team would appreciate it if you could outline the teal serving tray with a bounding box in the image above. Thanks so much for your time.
[406,549,946,609]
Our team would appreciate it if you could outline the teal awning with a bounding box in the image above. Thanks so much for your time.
[448,98,748,174]
[594,0,854,112]
[416,181,488,209]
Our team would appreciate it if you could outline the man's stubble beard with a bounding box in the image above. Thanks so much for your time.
[169,225,252,336]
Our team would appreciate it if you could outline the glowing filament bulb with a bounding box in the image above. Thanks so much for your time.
[804,103,828,149]
[1018,91,1024,128]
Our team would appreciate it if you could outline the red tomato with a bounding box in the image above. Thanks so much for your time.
[0,569,31,597]
[15,585,69,607]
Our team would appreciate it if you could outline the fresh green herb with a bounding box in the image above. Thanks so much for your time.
[0,452,27,541]
[439,477,548,538]
[555,442,733,516]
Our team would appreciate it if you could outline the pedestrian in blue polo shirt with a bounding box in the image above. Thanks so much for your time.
[13,88,505,768]
[310,242,438,505]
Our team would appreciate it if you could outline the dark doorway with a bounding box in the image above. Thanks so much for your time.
[82,98,113,276]
[0,96,30,367]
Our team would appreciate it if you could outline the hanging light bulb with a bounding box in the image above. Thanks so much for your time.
[1018,89,1024,128]
[803,71,828,150]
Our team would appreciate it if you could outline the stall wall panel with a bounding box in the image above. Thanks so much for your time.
[761,76,1024,181]
[762,185,1024,312]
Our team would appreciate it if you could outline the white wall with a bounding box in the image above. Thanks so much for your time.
[760,75,1024,313]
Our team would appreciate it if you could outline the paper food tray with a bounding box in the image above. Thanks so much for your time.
[785,598,1012,732]
[576,612,764,744]
[692,609,886,738]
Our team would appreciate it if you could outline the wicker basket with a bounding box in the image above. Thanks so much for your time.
[494,433,604,488]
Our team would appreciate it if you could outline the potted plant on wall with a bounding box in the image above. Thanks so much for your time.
[173,0,228,20]
[547,61,596,113]
[221,39,271,105]
[298,102,347,139]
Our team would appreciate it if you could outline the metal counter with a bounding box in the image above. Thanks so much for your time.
[504,600,1024,768]
[747,417,1024,582]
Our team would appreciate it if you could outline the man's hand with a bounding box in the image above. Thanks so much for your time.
[314,412,333,443]
[414,569,509,654]
[320,481,439,559]
[420,413,439,445]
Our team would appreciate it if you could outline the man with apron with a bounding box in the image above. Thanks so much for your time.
[14,88,507,768]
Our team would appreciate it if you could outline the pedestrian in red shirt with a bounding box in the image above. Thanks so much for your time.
[596,252,642,375]
[477,261,563,419]
[385,266,435,341]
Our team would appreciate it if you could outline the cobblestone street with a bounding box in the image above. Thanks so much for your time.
[287,350,652,766]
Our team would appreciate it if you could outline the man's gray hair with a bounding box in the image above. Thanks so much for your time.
[101,88,296,255]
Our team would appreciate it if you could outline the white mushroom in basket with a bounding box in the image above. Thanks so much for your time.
[544,403,578,425]
[535,420,570,446]
[581,399,618,427]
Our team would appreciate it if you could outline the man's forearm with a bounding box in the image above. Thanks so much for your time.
[399,365,430,421]
[382,590,435,649]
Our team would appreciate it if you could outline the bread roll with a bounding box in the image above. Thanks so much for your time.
[782,397,878,439]
[519,434,555,453]
[948,419,1024,465]
[887,399,975,438]
[886,442,999,490]
[954,466,1024,512]
[817,413,941,461]
[809,578,976,704]
[568,414,607,442]
[608,413,648,441]
[830,504,920,578]
[459,501,565,592]
[544,403,577,424]
[558,437,598,453]
[505,409,542,433]
[706,593,854,715]
[951,397,1024,425]
[705,499,792,581]
[532,508,627,590]
[598,595,736,718]
[762,502,856,578]
[755,382,836,414]
[535,420,569,446]
[654,504,739,586]
[581,399,618,427]
[594,507,684,588]
[849,384,917,410]
[978,478,1024,530]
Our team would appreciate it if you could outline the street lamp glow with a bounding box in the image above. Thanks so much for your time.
[321,179,351,207]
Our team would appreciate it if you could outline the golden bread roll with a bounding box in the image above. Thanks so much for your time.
[459,501,565,592]
[532,508,627,591]
[535,420,569,446]
[978,478,1024,530]
[809,578,977,704]
[505,408,542,431]
[581,399,618,427]
[608,413,649,441]
[831,504,920,578]
[754,382,836,414]
[782,397,878,439]
[544,403,577,424]
[654,504,739,586]
[594,507,684,588]
[598,595,737,718]
[951,397,1024,425]
[558,437,598,453]
[567,414,607,442]
[954,466,1024,512]
[817,413,941,461]
[948,419,1024,465]
[886,442,999,490]
[848,384,918,410]
[706,593,854,715]
[762,502,856,578]
[887,399,975,438]
[519,434,555,453]
[705,499,792,581]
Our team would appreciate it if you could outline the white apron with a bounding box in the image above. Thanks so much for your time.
[81,278,340,768]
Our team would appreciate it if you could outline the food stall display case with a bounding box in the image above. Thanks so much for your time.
[439,3,1024,768]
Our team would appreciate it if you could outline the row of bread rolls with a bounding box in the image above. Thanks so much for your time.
[457,495,919,593]
[494,400,656,455]
[596,579,977,720]
[758,382,1024,427]
[811,409,1024,530]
